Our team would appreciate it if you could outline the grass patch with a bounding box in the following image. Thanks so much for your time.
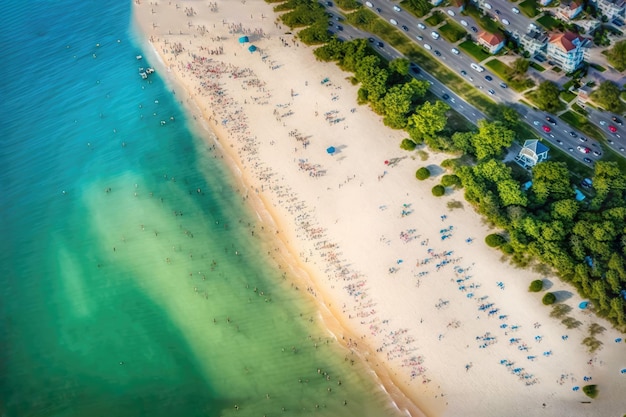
[425,10,446,26]
[518,0,540,17]
[530,61,545,72]
[400,0,433,18]
[439,19,467,43]
[464,5,501,33]
[590,63,606,72]
[525,90,566,112]
[559,110,606,142]
[620,91,626,102]
[537,13,560,30]
[484,58,535,92]
[560,90,577,103]
[459,40,490,61]
[552,66,562,73]
[571,102,587,115]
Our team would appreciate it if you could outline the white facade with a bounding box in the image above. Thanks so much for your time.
[546,32,591,72]
[591,0,626,20]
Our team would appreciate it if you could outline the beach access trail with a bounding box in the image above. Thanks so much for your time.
[133,1,626,416]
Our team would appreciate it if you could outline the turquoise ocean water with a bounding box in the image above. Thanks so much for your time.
[0,1,401,416]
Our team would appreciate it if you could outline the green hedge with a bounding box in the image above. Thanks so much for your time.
[529,279,543,292]
[485,233,506,247]
[416,167,431,180]
[542,292,556,305]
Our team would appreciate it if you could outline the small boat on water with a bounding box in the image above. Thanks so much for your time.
[146,67,155,74]
[136,55,143,60]
[139,72,147,79]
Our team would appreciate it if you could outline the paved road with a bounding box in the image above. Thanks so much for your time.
[585,107,626,154]
[326,2,604,165]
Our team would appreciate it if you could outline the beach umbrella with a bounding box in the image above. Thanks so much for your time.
[579,301,589,309]
[248,45,257,53]
[326,146,336,155]
[238,36,249,43]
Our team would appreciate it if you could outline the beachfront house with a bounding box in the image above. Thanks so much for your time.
[540,0,554,6]
[477,31,506,54]
[555,0,585,21]
[515,140,549,168]
[546,31,591,73]
[590,0,626,20]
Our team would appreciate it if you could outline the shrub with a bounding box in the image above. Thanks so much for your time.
[416,167,431,180]
[582,385,598,399]
[447,200,464,210]
[529,279,543,292]
[441,174,461,187]
[501,243,514,254]
[542,292,557,305]
[400,138,417,151]
[485,233,506,247]
[432,185,445,196]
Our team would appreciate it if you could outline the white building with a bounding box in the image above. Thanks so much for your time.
[590,0,626,20]
[519,30,548,56]
[555,0,584,21]
[546,31,591,72]
[478,31,506,54]
[516,140,550,168]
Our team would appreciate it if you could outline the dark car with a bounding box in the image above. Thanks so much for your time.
[593,150,602,156]
[409,63,420,74]
[471,26,478,33]
[485,75,493,81]
[495,9,501,15]
[556,139,563,144]
[578,136,587,142]
[368,37,375,43]
[402,25,409,31]
[499,82,507,88]
[442,93,450,100]
[434,50,441,56]
[583,157,592,163]
[326,1,333,6]
[377,41,384,47]
[569,131,577,137]
[376,7,382,12]
[612,116,623,125]
[461,70,467,76]
[336,25,343,31]
[545,116,556,125]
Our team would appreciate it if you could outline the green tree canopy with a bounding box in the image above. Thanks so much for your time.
[507,58,530,79]
[533,81,561,112]
[409,100,450,140]
[530,161,572,205]
[607,39,626,71]
[471,120,515,160]
[590,81,623,112]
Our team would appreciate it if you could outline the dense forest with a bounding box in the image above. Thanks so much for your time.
[267,0,626,332]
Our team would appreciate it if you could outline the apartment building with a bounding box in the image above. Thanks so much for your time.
[589,0,626,20]
[519,30,549,56]
[546,31,591,72]
[555,0,584,21]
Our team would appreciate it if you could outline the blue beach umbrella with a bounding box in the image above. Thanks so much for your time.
[579,301,589,309]
[248,45,257,53]
[238,36,249,43]
[326,146,336,155]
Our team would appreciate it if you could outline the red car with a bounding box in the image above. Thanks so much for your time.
[609,125,617,133]
[542,125,551,133]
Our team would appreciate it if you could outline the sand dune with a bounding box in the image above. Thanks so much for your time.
[133,1,626,416]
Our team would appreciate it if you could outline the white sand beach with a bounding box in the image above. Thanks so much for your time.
[133,1,626,416]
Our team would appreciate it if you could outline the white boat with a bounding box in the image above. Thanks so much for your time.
[136,55,143,60]
[139,72,147,79]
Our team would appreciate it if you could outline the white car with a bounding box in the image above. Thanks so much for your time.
[512,7,520,14]
[390,19,398,25]
[484,3,492,9]
[533,120,540,126]
[417,23,426,30]
[470,63,485,72]
[424,43,432,50]
[393,5,401,12]
[460,19,468,27]
[431,31,440,40]
[502,18,510,25]
[365,1,373,7]
[447,10,455,16]
[451,48,460,55]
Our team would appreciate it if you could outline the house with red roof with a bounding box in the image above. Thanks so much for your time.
[546,31,591,72]
[477,31,505,54]
[555,0,584,21]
